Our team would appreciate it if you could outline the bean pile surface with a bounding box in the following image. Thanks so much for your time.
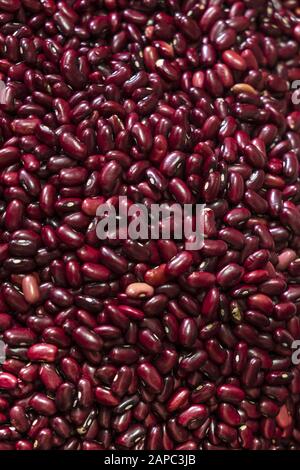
[0,0,300,450]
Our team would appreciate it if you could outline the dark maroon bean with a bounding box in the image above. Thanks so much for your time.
[166,251,193,277]
[109,346,139,365]
[206,339,226,365]
[187,271,216,288]
[94,386,119,407]
[111,366,132,398]
[242,358,262,387]
[202,287,220,320]
[178,405,208,430]
[30,393,56,416]
[201,240,228,257]
[9,406,29,433]
[56,383,76,412]
[191,382,215,404]
[50,416,71,439]
[217,263,244,288]
[217,385,245,404]
[39,364,63,392]
[144,295,168,316]
[99,247,128,274]
[217,422,237,443]
[0,372,17,390]
[168,178,192,204]
[42,326,71,349]
[49,287,73,308]
[82,263,111,282]
[73,326,103,352]
[178,318,197,348]
[218,403,241,427]
[166,387,189,413]
[4,327,36,346]
[2,283,29,313]
[137,362,163,393]
[244,250,270,270]
[115,424,145,448]
[248,294,274,314]
[139,329,162,354]
[224,208,251,226]
[198,322,220,343]
[57,225,84,248]
[219,227,245,250]
[27,343,58,362]
[59,132,87,160]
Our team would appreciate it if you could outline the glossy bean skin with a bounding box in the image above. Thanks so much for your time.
[0,0,298,453]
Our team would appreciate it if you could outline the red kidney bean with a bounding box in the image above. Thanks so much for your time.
[178,405,208,430]
[94,387,120,407]
[202,287,220,320]
[219,227,245,250]
[110,366,132,398]
[224,207,251,226]
[274,302,297,321]
[222,50,247,71]
[59,132,87,160]
[191,382,215,404]
[137,362,163,393]
[115,424,145,448]
[99,247,128,274]
[139,329,162,354]
[43,326,71,349]
[247,293,274,314]
[39,364,63,392]
[244,249,270,270]
[201,240,228,257]
[217,385,245,404]
[178,318,197,348]
[166,416,189,443]
[60,357,80,384]
[50,416,71,439]
[109,346,139,365]
[131,123,153,153]
[168,178,192,204]
[143,294,168,317]
[260,399,280,418]
[218,403,242,427]
[30,393,57,416]
[206,339,226,365]
[57,224,84,249]
[0,372,17,390]
[180,351,208,374]
[9,406,29,433]
[166,251,193,277]
[243,270,269,285]
[217,422,237,443]
[227,172,244,204]
[187,271,216,288]
[217,263,244,288]
[82,263,111,282]
[27,343,58,362]
[166,387,188,413]
[242,358,262,387]
[4,327,36,346]
[73,326,103,352]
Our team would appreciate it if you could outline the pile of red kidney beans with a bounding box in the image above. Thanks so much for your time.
[0,0,300,451]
